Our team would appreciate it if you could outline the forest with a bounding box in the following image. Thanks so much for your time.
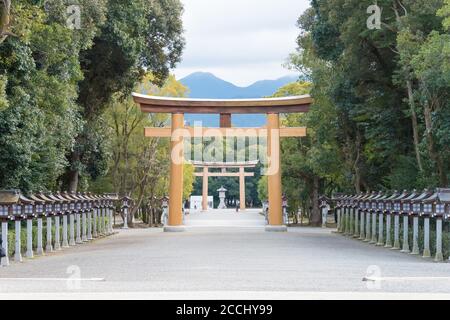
[0,1,186,211]
[274,0,450,224]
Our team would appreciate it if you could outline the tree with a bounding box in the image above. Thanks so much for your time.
[267,81,329,225]
[92,74,194,227]
[438,0,450,30]
[257,175,268,202]
[410,31,450,186]
[0,0,106,192]
[63,0,185,192]
[290,0,449,195]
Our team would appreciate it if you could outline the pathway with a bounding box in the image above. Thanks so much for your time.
[1,209,450,299]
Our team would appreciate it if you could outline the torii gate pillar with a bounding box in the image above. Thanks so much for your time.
[167,113,185,232]
[266,113,286,232]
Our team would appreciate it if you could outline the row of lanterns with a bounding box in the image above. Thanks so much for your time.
[331,188,450,262]
[0,190,130,267]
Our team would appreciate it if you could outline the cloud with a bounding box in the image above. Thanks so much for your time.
[174,0,310,86]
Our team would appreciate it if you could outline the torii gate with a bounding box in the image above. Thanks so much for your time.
[132,93,312,232]
[192,160,259,211]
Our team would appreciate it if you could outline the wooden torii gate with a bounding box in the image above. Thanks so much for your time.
[193,160,258,211]
[132,93,312,232]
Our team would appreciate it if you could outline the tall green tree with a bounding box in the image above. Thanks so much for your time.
[0,0,106,192]
[290,0,449,196]
[63,0,185,191]
[92,74,194,226]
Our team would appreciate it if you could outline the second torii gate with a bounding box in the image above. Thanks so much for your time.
[132,93,312,232]
[193,160,258,211]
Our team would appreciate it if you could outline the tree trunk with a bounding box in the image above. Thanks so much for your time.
[424,102,448,186]
[0,0,15,44]
[310,176,321,226]
[392,3,424,172]
[353,131,362,193]
[300,205,304,225]
[67,151,80,192]
[406,80,423,171]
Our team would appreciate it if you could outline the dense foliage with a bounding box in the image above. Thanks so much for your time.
[266,0,449,225]
[0,0,185,194]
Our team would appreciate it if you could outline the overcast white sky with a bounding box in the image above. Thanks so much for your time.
[173,0,311,87]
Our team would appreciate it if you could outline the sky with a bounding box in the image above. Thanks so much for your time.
[173,0,311,87]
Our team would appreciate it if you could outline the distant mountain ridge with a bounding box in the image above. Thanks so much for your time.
[179,72,299,127]
[180,72,298,99]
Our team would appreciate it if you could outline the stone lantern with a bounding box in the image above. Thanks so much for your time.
[23,194,41,258]
[82,193,94,240]
[69,192,84,244]
[435,188,450,220]
[362,192,376,242]
[91,194,101,238]
[435,188,450,262]
[103,194,111,234]
[377,191,394,247]
[344,194,354,235]
[0,190,19,266]
[347,194,355,235]
[351,194,361,236]
[217,186,227,210]
[77,193,88,241]
[78,193,92,241]
[400,190,420,255]
[45,192,69,249]
[390,190,410,250]
[368,191,383,244]
[20,194,36,259]
[335,195,344,233]
[424,189,448,262]
[43,193,56,252]
[382,191,400,248]
[72,192,87,242]
[54,192,74,246]
[105,193,119,234]
[332,193,344,233]
[282,195,289,225]
[374,192,389,246]
[358,193,368,240]
[121,196,132,229]
[343,194,352,235]
[348,193,362,238]
[319,195,328,229]
[9,193,31,262]
[355,192,368,240]
[412,189,434,258]
[160,196,169,226]
[61,192,79,245]
[96,194,105,236]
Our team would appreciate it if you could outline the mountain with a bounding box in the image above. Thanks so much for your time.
[179,72,240,99]
[179,72,299,127]
[239,76,300,99]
